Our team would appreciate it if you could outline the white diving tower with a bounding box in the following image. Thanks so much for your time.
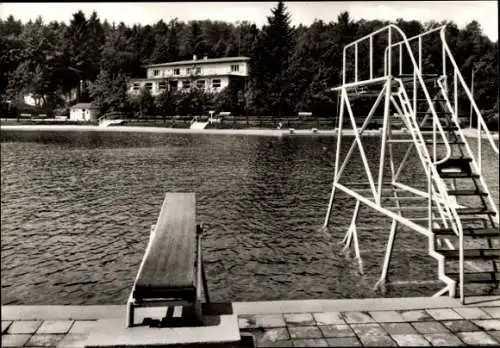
[323,25,499,304]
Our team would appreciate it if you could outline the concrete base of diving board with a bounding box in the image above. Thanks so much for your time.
[86,315,241,347]
[127,192,211,328]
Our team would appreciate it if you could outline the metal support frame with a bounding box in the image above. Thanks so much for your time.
[341,200,364,274]
[323,23,500,302]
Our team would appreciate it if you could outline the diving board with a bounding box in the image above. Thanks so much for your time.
[127,192,210,327]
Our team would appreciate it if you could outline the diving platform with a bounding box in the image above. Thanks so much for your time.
[323,24,499,305]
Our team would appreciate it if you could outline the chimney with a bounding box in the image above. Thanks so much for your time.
[193,54,197,61]
[203,56,208,60]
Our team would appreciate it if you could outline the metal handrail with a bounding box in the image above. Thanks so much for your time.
[437,77,500,222]
[439,26,499,169]
[398,79,464,302]
[342,24,452,165]
[388,26,499,161]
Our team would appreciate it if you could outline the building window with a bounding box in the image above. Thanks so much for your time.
[174,68,180,75]
[145,82,153,90]
[231,64,239,72]
[186,68,192,74]
[133,83,140,90]
[183,80,191,89]
[82,109,86,112]
[196,80,206,89]
[153,69,160,76]
[196,67,201,74]
[212,79,221,88]
[169,80,178,91]
[158,82,167,90]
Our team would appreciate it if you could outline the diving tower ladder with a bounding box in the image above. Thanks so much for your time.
[323,24,499,304]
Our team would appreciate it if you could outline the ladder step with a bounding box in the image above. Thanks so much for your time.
[415,99,448,102]
[440,172,480,179]
[424,140,465,145]
[415,110,451,113]
[447,272,500,284]
[439,248,499,260]
[437,158,472,172]
[456,207,496,216]
[420,126,459,131]
[447,189,488,196]
[433,227,499,237]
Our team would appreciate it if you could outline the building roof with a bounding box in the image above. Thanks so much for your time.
[146,56,250,68]
[70,103,97,109]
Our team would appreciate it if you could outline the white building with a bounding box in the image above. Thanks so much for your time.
[128,55,250,96]
[69,103,98,121]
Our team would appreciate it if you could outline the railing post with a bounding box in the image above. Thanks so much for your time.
[442,42,446,77]
[343,48,346,85]
[478,125,482,173]
[388,27,392,76]
[418,37,422,72]
[369,36,373,79]
[355,43,358,83]
[428,160,433,232]
[459,224,464,304]
[399,44,403,75]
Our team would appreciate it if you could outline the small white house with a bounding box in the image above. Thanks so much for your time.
[70,103,97,121]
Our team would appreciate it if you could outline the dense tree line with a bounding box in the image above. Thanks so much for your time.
[0,2,497,124]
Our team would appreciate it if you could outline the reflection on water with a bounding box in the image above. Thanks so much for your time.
[1,131,498,304]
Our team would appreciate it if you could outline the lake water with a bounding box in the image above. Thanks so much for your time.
[1,130,498,305]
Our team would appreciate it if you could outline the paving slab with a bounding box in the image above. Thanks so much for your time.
[442,319,480,332]
[55,333,89,348]
[423,333,465,346]
[412,321,450,334]
[252,327,290,346]
[292,338,328,347]
[400,309,433,322]
[325,336,362,347]
[288,326,322,339]
[482,307,500,319]
[312,312,345,325]
[472,319,500,331]
[318,324,355,337]
[84,316,240,347]
[2,320,12,333]
[69,320,98,334]
[252,314,286,328]
[26,334,65,347]
[1,305,124,321]
[36,320,73,334]
[426,308,462,320]
[342,311,375,323]
[7,320,42,334]
[357,333,397,346]
[0,334,32,347]
[454,307,492,319]
[259,340,293,347]
[369,310,406,322]
[456,331,499,345]
[381,322,418,335]
[390,334,431,346]
[350,323,396,346]
[283,313,315,326]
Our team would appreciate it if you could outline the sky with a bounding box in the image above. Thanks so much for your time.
[0,1,498,41]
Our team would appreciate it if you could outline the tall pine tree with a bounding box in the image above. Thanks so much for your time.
[249,1,295,116]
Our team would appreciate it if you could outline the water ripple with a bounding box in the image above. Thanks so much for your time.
[1,131,498,304]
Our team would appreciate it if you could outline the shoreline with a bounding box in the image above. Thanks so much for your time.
[2,124,498,139]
